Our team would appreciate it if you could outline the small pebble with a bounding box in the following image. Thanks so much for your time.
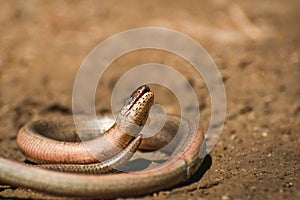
[262,132,268,137]
[250,186,256,191]
[279,188,284,193]
[251,147,258,152]
[268,153,272,157]
[221,195,230,200]
[230,134,236,140]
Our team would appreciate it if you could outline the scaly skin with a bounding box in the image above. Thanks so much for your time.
[0,85,205,198]
[16,85,154,164]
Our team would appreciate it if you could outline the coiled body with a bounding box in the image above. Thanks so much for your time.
[0,85,205,198]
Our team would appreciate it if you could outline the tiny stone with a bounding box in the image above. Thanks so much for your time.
[221,195,230,200]
[250,186,256,191]
[268,153,272,157]
[279,188,284,193]
[251,147,259,152]
[262,132,268,137]
[230,134,236,140]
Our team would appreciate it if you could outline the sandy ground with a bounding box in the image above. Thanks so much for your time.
[0,0,299,199]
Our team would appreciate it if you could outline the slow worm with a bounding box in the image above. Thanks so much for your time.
[0,85,205,198]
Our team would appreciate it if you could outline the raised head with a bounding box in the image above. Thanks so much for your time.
[116,85,154,135]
